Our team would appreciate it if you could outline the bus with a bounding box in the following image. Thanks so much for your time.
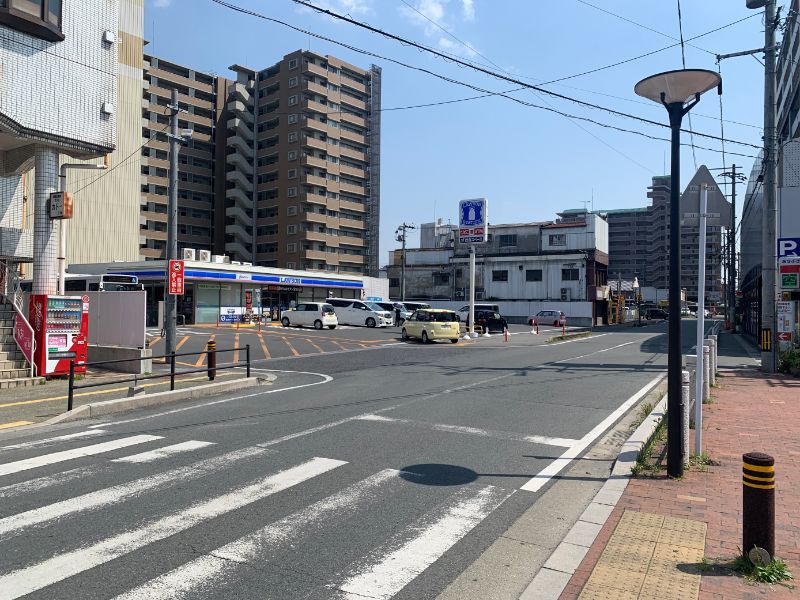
[21,274,143,293]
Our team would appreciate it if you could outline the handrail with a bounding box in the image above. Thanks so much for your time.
[0,261,36,378]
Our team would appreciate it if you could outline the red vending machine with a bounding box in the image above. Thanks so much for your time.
[29,295,90,376]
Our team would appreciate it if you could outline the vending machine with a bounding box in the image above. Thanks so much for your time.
[29,295,90,377]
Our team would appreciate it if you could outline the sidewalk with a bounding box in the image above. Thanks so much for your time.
[560,339,800,598]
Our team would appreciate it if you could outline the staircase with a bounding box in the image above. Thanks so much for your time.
[0,298,43,389]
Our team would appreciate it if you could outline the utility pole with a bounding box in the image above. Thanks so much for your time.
[760,0,778,372]
[395,223,415,301]
[719,164,746,330]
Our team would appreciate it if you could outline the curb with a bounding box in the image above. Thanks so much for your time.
[546,332,592,344]
[43,375,274,425]
[520,373,668,600]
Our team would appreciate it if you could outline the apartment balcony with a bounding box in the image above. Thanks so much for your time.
[300,116,327,134]
[339,254,365,264]
[339,236,365,247]
[225,241,253,262]
[301,79,329,97]
[300,192,327,206]
[301,173,328,188]
[226,185,253,209]
[226,169,253,192]
[339,76,368,95]
[339,215,364,228]
[226,221,253,245]
[300,155,327,169]
[302,210,328,224]
[302,98,330,114]
[339,181,366,196]
[339,163,364,178]
[302,249,335,262]
[339,93,366,111]
[303,61,329,79]
[228,117,254,140]
[340,111,366,128]
[340,128,366,145]
[302,136,327,152]
[226,152,253,173]
[339,145,365,161]
[227,134,254,158]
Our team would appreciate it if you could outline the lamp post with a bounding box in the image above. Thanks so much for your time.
[635,69,721,478]
[633,276,641,327]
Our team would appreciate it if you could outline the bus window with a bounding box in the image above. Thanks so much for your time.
[65,280,87,292]
[88,283,100,291]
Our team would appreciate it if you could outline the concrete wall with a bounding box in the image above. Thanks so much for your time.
[426,300,594,326]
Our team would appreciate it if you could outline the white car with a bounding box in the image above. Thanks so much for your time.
[280,302,338,329]
[326,298,393,327]
[456,303,500,324]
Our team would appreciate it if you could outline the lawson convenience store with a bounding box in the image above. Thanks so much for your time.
[68,261,388,326]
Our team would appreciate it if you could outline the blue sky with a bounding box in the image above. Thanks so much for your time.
[146,0,771,263]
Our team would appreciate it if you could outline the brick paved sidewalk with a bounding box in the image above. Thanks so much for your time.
[560,367,800,599]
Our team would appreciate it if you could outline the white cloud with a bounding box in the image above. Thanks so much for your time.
[438,36,477,58]
[301,0,373,17]
[460,0,475,21]
[153,0,171,7]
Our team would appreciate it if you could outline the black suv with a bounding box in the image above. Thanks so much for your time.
[644,308,668,320]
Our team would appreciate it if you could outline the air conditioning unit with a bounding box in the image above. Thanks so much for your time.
[242,262,252,266]
[198,250,212,262]
[231,260,242,265]
[212,255,226,264]
[560,288,571,302]
[182,248,196,260]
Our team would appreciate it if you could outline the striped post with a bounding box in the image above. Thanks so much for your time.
[742,452,775,559]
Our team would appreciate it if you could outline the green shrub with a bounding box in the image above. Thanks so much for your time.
[777,347,800,376]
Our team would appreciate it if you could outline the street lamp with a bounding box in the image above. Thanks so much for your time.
[633,276,641,327]
[634,69,721,479]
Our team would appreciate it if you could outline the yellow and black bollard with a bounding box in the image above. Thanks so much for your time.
[207,340,217,381]
[742,452,775,559]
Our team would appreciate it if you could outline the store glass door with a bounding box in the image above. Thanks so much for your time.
[262,289,299,321]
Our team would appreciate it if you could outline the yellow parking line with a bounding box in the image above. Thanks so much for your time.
[306,339,324,354]
[0,372,240,411]
[331,341,349,352]
[233,333,240,365]
[281,337,300,357]
[149,336,162,346]
[175,336,190,351]
[0,421,33,429]
[258,333,271,360]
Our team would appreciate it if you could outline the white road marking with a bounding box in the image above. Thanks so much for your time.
[0,435,163,478]
[332,485,514,600]
[0,456,346,599]
[520,374,664,493]
[89,370,334,428]
[0,446,266,537]
[356,415,578,448]
[0,465,99,499]
[0,429,109,451]
[548,332,609,346]
[112,440,214,463]
[112,468,409,600]
[551,340,637,364]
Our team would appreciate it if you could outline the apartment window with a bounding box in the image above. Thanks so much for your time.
[287,224,297,234]
[287,243,297,253]
[288,58,298,69]
[0,0,63,40]
[288,76,298,87]
[549,233,566,247]
[287,205,297,216]
[288,113,298,124]
[287,262,297,269]
[432,273,450,285]
[498,234,517,247]
[562,268,579,281]
[288,95,298,107]
[288,132,298,143]
[287,187,297,198]
[492,270,509,282]
[287,150,298,160]
[526,269,543,282]
[288,168,297,179]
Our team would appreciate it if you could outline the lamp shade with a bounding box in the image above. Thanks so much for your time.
[634,69,721,104]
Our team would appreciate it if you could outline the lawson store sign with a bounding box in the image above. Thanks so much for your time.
[112,268,363,289]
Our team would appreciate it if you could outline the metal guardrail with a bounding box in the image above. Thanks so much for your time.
[0,260,36,378]
[67,343,250,411]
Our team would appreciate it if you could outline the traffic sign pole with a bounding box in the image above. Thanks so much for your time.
[469,245,475,338]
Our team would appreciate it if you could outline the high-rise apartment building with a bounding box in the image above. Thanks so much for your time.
[140,54,229,260]
[139,50,381,276]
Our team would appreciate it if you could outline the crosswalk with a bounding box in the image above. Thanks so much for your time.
[0,431,517,599]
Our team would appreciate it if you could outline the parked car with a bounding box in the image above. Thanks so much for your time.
[644,308,668,320]
[280,303,338,329]
[456,303,500,324]
[528,310,566,327]
[401,309,460,343]
[376,301,413,325]
[402,301,432,312]
[326,298,393,327]
[473,310,508,333]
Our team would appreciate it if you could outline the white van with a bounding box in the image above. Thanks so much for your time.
[280,302,338,329]
[456,303,500,324]
[326,298,393,327]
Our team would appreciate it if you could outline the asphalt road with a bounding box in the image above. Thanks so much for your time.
[0,319,719,599]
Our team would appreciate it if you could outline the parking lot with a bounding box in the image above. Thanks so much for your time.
[146,321,562,367]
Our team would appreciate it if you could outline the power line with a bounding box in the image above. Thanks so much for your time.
[282,0,761,149]
[216,0,761,152]
[676,0,698,171]
[0,31,118,77]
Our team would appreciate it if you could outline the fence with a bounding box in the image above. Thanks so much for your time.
[67,344,250,411]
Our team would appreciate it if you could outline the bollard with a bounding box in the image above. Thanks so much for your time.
[743,452,775,559]
[67,360,75,412]
[702,346,711,402]
[686,354,697,406]
[207,340,217,381]
[504,328,509,343]
[704,339,715,387]
[681,370,690,466]
[709,335,718,381]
